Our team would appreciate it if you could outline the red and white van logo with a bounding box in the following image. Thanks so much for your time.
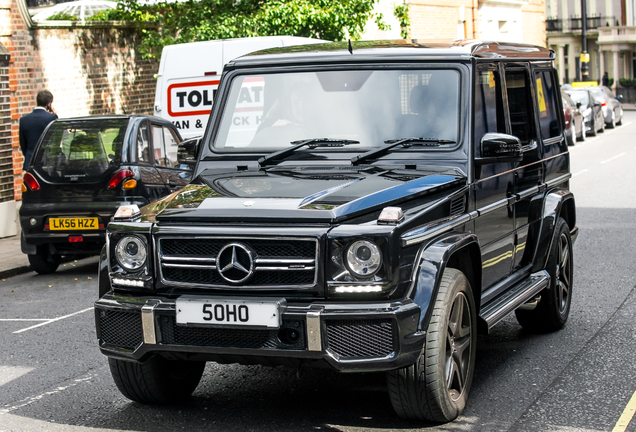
[167,80,220,117]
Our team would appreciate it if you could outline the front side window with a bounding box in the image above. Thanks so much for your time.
[213,68,461,152]
[474,65,505,150]
[137,122,151,163]
[152,125,167,166]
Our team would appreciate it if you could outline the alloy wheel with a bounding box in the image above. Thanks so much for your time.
[446,291,472,401]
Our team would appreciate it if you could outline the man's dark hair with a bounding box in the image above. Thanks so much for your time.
[36,90,53,107]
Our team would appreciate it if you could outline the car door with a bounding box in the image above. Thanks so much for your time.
[134,119,172,201]
[150,122,191,193]
[472,63,516,289]
[504,64,544,271]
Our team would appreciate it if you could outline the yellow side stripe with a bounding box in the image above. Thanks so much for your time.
[613,390,636,432]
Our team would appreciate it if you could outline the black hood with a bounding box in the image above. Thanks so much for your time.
[145,166,465,224]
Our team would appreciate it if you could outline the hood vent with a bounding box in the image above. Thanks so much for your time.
[450,196,466,216]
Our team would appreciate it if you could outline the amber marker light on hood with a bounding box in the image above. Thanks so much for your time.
[378,206,403,224]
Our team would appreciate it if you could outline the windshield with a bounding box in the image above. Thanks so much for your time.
[567,90,590,106]
[213,68,460,152]
[32,118,128,183]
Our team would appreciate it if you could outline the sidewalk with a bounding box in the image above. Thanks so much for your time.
[0,235,30,279]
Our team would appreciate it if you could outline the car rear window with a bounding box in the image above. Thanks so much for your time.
[32,118,129,183]
[566,90,590,107]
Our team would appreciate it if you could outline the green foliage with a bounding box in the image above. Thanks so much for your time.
[393,3,410,39]
[104,0,390,60]
[46,12,78,21]
[619,78,636,87]
[607,78,614,87]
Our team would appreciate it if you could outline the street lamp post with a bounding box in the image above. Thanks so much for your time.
[581,0,590,81]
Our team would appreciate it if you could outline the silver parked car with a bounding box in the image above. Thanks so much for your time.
[589,86,623,128]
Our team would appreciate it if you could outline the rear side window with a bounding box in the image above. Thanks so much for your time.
[534,70,562,140]
[32,118,128,183]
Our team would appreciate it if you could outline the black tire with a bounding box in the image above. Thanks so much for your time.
[28,245,61,274]
[108,356,206,404]
[515,217,573,332]
[588,122,597,137]
[616,114,622,126]
[599,117,606,133]
[387,268,477,423]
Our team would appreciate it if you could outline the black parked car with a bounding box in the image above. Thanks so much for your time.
[95,41,577,423]
[564,88,605,136]
[20,115,191,274]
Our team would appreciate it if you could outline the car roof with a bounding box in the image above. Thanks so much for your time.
[231,39,555,67]
[54,114,174,127]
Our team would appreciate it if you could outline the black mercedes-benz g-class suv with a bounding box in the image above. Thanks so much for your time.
[94,40,577,423]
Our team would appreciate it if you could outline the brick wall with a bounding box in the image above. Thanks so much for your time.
[0,0,158,200]
[409,0,478,40]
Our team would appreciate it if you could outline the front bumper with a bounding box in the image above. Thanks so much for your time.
[94,293,425,372]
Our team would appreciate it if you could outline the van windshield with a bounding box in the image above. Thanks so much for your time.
[32,118,128,183]
[213,68,460,152]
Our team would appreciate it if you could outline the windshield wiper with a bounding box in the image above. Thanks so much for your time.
[351,137,456,166]
[258,138,360,167]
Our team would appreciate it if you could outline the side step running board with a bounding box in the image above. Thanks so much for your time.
[479,270,550,333]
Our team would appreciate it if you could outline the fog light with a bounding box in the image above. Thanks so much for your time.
[334,285,383,293]
[30,218,37,226]
[112,277,145,287]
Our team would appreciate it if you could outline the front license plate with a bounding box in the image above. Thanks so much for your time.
[176,297,284,328]
[49,217,99,230]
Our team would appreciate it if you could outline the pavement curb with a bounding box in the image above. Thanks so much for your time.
[0,265,32,280]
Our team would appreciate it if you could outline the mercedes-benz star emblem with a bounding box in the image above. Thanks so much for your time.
[217,243,255,283]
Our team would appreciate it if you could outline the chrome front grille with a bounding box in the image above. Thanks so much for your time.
[158,237,319,288]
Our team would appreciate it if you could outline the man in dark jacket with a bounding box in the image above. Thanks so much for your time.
[19,90,58,168]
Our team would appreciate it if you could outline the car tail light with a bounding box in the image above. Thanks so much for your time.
[107,170,134,190]
[601,101,607,106]
[23,172,41,191]
[564,109,571,126]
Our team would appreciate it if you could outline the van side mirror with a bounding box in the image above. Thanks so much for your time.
[177,137,201,167]
[475,133,523,164]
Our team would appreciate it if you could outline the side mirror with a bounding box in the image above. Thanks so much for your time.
[617,94,623,100]
[475,133,523,164]
[576,101,582,108]
[177,136,201,167]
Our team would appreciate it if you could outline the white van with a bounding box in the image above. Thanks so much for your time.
[153,36,327,139]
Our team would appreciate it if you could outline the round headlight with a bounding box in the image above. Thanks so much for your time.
[115,236,147,271]
[346,240,382,277]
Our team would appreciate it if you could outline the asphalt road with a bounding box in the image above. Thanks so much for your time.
[1,113,636,431]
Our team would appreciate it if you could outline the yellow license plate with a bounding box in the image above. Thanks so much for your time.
[49,217,99,230]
